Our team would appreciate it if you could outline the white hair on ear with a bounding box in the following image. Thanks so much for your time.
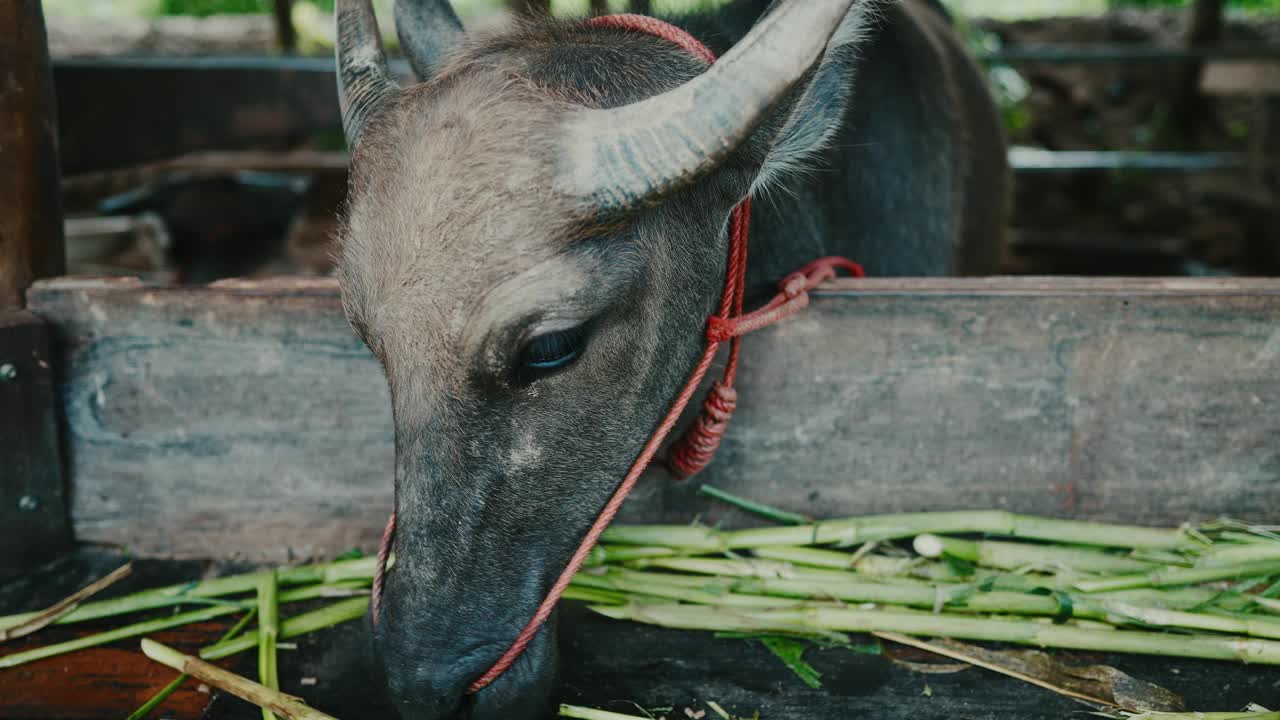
[751,0,885,197]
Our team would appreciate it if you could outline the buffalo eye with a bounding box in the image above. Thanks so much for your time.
[513,323,590,385]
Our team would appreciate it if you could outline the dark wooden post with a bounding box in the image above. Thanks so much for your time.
[0,0,71,576]
[1168,0,1226,148]
[632,0,652,15]
[513,0,552,18]
[589,0,608,15]
[0,0,65,308]
[273,0,297,53]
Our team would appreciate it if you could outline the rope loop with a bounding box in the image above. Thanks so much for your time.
[668,381,738,480]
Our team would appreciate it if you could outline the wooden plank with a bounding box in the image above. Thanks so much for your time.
[0,551,252,720]
[1009,147,1255,173]
[1202,60,1280,96]
[0,311,71,577]
[0,0,66,308]
[26,276,1280,561]
[979,44,1280,64]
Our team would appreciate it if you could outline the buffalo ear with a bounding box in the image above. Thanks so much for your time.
[394,0,466,81]
[752,3,879,191]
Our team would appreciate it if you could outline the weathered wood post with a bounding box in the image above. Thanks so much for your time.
[513,0,552,18]
[0,0,72,576]
[274,0,297,53]
[1169,0,1226,147]
[0,0,65,305]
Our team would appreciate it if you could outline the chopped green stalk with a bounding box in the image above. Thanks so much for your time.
[126,609,259,720]
[1074,560,1280,593]
[0,603,246,670]
[750,547,958,581]
[141,640,337,720]
[0,557,379,631]
[585,545,678,567]
[1126,707,1274,712]
[201,597,370,661]
[1263,578,1280,598]
[257,572,280,720]
[698,484,813,525]
[1129,549,1197,567]
[125,674,189,720]
[593,604,1280,664]
[632,556,1263,618]
[912,534,1157,574]
[0,580,367,670]
[1101,601,1280,640]
[558,705,652,720]
[562,586,631,606]
[632,556,807,579]
[602,512,1196,553]
[586,567,1216,627]
[752,546,862,570]
[571,571,801,608]
[1214,531,1279,544]
[1197,542,1280,567]
[724,576,1090,621]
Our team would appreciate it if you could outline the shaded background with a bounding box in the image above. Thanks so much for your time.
[43,0,1280,282]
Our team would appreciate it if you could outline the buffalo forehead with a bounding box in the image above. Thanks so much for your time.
[341,77,578,356]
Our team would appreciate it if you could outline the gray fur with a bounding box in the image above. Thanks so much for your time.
[335,1,1009,718]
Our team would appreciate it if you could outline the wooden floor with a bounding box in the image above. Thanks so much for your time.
[3,548,1279,720]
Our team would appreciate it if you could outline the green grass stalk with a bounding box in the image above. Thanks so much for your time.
[570,571,800,608]
[697,484,813,525]
[593,604,1280,664]
[141,639,338,720]
[200,597,370,661]
[257,571,280,720]
[912,534,1157,574]
[0,557,379,631]
[1075,560,1280,593]
[0,583,368,670]
[558,705,652,720]
[602,512,1196,553]
[1101,602,1280,640]
[0,603,244,670]
[125,609,259,720]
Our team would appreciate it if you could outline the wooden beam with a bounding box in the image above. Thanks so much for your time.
[273,0,297,53]
[0,0,65,308]
[513,0,552,18]
[0,311,71,578]
[25,276,1280,561]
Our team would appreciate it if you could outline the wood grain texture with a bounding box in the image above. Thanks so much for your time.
[0,551,258,720]
[25,276,1280,560]
[0,311,71,577]
[0,0,66,308]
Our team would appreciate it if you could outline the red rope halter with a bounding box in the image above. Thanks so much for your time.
[370,13,864,696]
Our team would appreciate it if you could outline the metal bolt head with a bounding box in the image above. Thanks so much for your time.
[17,495,38,512]
[0,363,15,381]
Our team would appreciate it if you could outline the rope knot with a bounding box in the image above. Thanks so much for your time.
[668,380,738,480]
[707,315,737,343]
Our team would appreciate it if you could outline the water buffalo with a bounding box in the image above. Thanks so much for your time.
[333,0,1009,717]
